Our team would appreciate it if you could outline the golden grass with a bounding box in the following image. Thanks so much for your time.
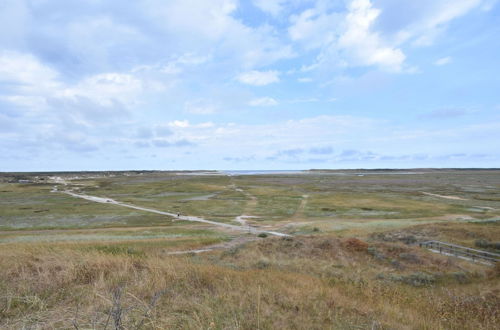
[304,192,465,219]
[2,171,499,328]
[368,221,500,249]
[1,235,498,329]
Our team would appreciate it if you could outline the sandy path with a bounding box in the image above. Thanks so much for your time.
[422,192,467,201]
[291,194,309,220]
[62,190,289,237]
[166,236,257,255]
[232,185,260,227]
[233,186,258,213]
[234,215,260,226]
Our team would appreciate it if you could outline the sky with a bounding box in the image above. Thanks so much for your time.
[0,0,499,171]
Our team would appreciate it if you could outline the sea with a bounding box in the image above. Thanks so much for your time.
[221,170,305,176]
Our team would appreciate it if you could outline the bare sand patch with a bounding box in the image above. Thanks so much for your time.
[421,192,468,201]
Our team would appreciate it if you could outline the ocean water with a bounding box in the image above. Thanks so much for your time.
[221,170,305,176]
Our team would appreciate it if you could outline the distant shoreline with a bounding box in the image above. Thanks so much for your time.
[1,168,500,176]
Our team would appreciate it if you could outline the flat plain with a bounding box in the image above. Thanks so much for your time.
[0,169,499,329]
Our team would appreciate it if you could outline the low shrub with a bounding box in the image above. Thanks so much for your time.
[342,238,369,252]
[367,247,385,260]
[399,253,420,264]
[400,272,436,286]
[475,239,489,249]
[489,262,500,278]
[451,271,470,284]
[377,272,436,287]
[474,239,500,251]
[390,259,404,270]
[255,257,271,269]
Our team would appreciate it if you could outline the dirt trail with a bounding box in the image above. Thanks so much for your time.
[61,190,289,237]
[231,185,261,227]
[234,215,260,226]
[233,186,258,214]
[291,194,309,220]
[421,192,468,201]
[166,236,257,255]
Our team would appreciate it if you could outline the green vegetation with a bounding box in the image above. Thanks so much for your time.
[0,170,499,328]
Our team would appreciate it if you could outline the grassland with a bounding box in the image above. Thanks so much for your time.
[0,170,499,329]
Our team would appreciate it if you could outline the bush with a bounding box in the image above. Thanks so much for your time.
[399,253,420,264]
[489,262,500,278]
[401,235,417,245]
[474,239,500,251]
[376,272,436,287]
[342,238,369,252]
[391,259,404,270]
[221,246,240,257]
[94,246,144,257]
[258,233,268,238]
[367,247,385,260]
[452,271,470,284]
[475,239,489,249]
[401,272,436,287]
[255,258,270,269]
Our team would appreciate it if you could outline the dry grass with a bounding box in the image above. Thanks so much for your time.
[0,235,498,329]
[1,170,500,329]
[369,221,500,249]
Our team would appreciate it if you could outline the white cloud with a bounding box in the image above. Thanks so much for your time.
[146,0,239,40]
[157,115,381,155]
[289,7,340,50]
[337,0,405,71]
[160,63,182,75]
[164,113,500,167]
[0,49,164,145]
[62,16,147,72]
[144,0,293,68]
[197,122,215,128]
[61,73,143,107]
[416,0,483,45]
[0,51,148,111]
[288,98,319,103]
[169,120,190,128]
[253,0,288,16]
[288,0,405,72]
[384,0,486,46]
[184,99,217,114]
[288,0,487,73]
[249,97,278,106]
[0,0,498,169]
[434,56,452,66]
[161,53,211,74]
[0,51,60,94]
[132,52,211,75]
[237,70,280,86]
[166,120,214,130]
[175,53,211,66]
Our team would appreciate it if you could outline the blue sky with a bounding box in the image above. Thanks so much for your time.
[1,0,499,171]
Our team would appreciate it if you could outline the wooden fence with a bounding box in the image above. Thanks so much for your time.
[419,240,500,265]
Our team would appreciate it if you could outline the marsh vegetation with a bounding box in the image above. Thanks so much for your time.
[0,170,499,329]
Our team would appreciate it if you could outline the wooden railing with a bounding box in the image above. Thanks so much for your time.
[419,240,500,264]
